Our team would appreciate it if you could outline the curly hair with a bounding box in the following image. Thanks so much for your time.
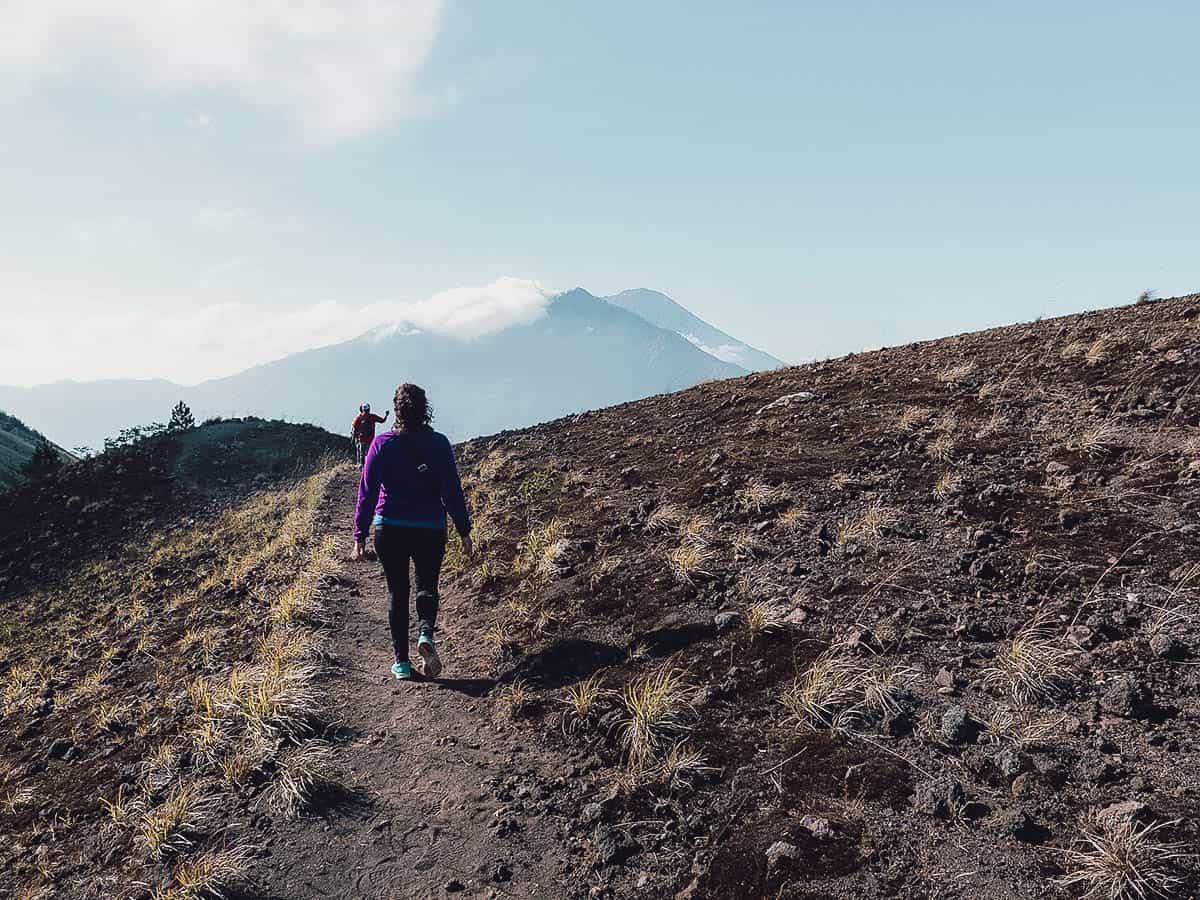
[393,383,433,431]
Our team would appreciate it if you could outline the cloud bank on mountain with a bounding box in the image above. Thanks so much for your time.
[0,277,551,387]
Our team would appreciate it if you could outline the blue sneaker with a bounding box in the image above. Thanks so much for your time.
[391,661,412,680]
[417,630,442,679]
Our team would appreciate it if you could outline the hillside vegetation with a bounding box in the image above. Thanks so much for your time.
[0,410,72,493]
[442,293,1200,898]
[0,419,349,898]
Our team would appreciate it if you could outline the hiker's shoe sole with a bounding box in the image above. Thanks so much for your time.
[418,641,442,679]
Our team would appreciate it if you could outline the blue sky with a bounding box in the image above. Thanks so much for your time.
[1,1,1197,385]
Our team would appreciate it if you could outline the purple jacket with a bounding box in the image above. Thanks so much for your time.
[353,428,471,542]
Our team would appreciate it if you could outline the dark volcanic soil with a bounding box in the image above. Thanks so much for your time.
[5,296,1200,899]
[430,293,1200,899]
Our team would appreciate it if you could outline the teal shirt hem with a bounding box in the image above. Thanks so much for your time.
[372,515,447,530]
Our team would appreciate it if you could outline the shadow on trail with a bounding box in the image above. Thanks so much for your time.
[503,637,626,690]
[636,621,716,657]
[307,781,374,820]
[429,675,496,697]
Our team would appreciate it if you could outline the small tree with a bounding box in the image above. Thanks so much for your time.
[168,401,196,432]
[22,438,62,480]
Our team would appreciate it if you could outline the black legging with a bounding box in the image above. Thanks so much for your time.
[373,525,447,663]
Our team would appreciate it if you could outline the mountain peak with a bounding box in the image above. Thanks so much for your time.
[601,288,785,372]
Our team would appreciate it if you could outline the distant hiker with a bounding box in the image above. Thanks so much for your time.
[351,383,472,681]
[350,403,389,467]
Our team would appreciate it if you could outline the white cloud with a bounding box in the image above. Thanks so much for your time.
[0,1,446,143]
[371,277,553,341]
[0,277,552,386]
[185,111,212,129]
[683,333,746,365]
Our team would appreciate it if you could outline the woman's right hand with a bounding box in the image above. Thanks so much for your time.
[350,539,366,561]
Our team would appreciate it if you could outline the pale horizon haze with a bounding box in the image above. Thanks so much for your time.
[1,2,1198,387]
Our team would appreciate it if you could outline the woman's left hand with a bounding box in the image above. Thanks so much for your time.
[350,539,366,561]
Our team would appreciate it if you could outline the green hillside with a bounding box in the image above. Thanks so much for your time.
[0,409,72,492]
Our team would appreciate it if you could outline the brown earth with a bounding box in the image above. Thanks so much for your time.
[429,292,1200,898]
[5,295,1200,899]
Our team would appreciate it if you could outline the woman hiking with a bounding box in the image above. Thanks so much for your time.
[351,384,473,680]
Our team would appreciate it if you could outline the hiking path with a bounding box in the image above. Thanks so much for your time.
[254,468,581,900]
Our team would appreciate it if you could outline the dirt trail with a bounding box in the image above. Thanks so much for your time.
[254,469,578,900]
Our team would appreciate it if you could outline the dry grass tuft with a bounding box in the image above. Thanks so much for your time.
[94,699,135,732]
[679,514,714,546]
[926,434,955,463]
[560,674,605,735]
[218,745,265,786]
[781,651,866,731]
[836,504,896,548]
[1061,339,1090,361]
[230,662,321,741]
[777,506,810,531]
[1085,334,1113,366]
[475,450,509,482]
[745,601,787,636]
[482,621,514,652]
[657,742,716,792]
[100,784,145,828]
[937,362,976,384]
[618,667,695,769]
[782,651,917,732]
[739,481,789,513]
[666,543,716,584]
[1059,816,1186,900]
[1074,422,1124,459]
[269,583,323,628]
[982,708,1060,749]
[982,613,1075,705]
[646,503,687,533]
[589,553,623,588]
[514,518,569,581]
[263,740,337,816]
[140,741,181,792]
[731,531,770,559]
[1143,596,1197,641]
[934,471,963,498]
[495,679,532,719]
[859,664,919,716]
[977,380,1002,400]
[138,783,215,857]
[897,406,932,431]
[165,845,253,899]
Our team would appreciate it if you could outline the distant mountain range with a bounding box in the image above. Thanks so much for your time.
[0,287,783,451]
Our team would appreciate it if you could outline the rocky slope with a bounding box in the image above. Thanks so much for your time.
[440,292,1200,898]
[4,293,1200,899]
[0,419,348,898]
